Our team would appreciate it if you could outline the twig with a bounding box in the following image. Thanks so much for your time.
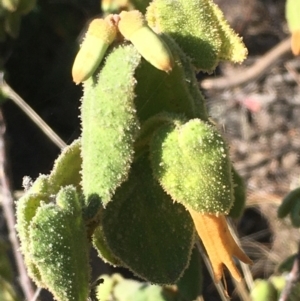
[0,109,35,300]
[232,278,252,301]
[285,60,300,86]
[201,37,292,90]
[195,239,230,301]
[227,218,254,292]
[278,243,300,301]
[30,287,42,301]
[0,72,66,149]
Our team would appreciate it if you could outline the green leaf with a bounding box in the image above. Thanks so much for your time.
[102,154,195,284]
[92,224,121,266]
[277,187,300,219]
[48,139,82,193]
[29,186,90,301]
[96,274,179,301]
[277,253,297,273]
[15,175,51,287]
[146,0,247,70]
[81,44,141,206]
[176,247,203,301]
[134,34,208,122]
[228,167,246,218]
[0,241,13,283]
[150,118,234,214]
[250,279,278,301]
[209,2,247,63]
[146,0,221,71]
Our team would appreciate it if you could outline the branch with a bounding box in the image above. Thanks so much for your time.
[0,72,66,149]
[201,37,292,90]
[0,109,35,300]
[279,243,300,301]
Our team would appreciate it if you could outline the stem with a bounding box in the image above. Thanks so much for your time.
[279,243,300,301]
[0,72,66,149]
[0,109,35,300]
[196,239,230,301]
[201,37,292,90]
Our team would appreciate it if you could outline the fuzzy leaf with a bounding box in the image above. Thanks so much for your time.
[15,175,51,287]
[146,0,247,71]
[29,186,90,301]
[102,154,195,284]
[176,247,203,301]
[277,187,300,219]
[150,118,234,214]
[134,35,207,122]
[228,167,246,218]
[48,139,82,193]
[209,1,247,62]
[92,224,121,266]
[146,0,221,71]
[81,44,141,206]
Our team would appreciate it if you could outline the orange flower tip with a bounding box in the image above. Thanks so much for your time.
[187,209,252,283]
[291,30,300,56]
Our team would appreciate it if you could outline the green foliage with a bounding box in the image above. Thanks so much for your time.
[48,139,82,193]
[146,0,246,72]
[286,0,300,32]
[15,175,50,286]
[15,0,250,300]
[96,274,178,301]
[130,0,150,13]
[134,35,207,122]
[81,44,141,206]
[0,241,20,301]
[101,153,195,284]
[30,186,90,301]
[250,279,278,301]
[228,167,246,218]
[176,247,203,300]
[0,277,20,301]
[277,187,300,227]
[92,223,121,266]
[0,241,13,283]
[150,118,234,214]
[95,249,203,301]
[0,0,36,40]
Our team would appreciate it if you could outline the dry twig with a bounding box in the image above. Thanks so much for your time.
[0,72,66,149]
[0,109,35,300]
[201,37,292,90]
[279,244,300,301]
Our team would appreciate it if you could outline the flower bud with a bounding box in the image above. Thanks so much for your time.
[2,0,19,12]
[72,17,117,84]
[118,10,173,72]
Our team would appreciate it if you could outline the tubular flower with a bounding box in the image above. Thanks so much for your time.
[188,207,252,282]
